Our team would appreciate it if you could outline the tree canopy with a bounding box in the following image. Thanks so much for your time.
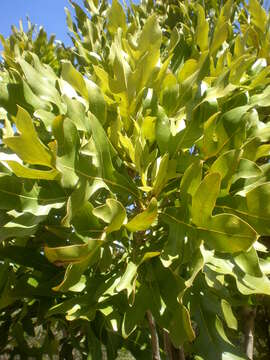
[0,0,270,359]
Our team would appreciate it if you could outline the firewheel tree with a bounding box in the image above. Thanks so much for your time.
[0,0,270,359]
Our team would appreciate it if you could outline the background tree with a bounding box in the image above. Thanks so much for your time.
[0,0,270,359]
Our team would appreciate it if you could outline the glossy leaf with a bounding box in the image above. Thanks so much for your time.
[108,0,126,35]
[52,115,80,188]
[126,198,157,232]
[4,106,55,167]
[195,5,209,51]
[93,198,126,233]
[191,173,221,226]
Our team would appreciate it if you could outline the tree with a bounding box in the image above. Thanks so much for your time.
[0,0,270,358]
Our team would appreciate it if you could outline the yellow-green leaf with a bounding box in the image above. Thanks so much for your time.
[93,198,126,233]
[195,5,209,51]
[249,0,267,33]
[191,173,221,226]
[4,161,59,180]
[108,0,127,35]
[126,198,158,232]
[45,240,101,265]
[61,60,88,100]
[4,106,54,167]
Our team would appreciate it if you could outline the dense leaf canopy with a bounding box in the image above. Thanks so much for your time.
[0,0,270,359]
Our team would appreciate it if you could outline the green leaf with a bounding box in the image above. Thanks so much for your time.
[52,115,80,188]
[85,78,107,125]
[167,304,196,347]
[53,257,97,292]
[4,161,59,180]
[116,261,137,297]
[34,109,55,130]
[180,158,203,202]
[170,113,203,155]
[118,132,135,162]
[246,183,270,220]
[234,247,262,277]
[217,183,270,235]
[62,179,101,232]
[0,246,55,273]
[0,262,9,293]
[0,175,65,214]
[4,106,55,167]
[126,198,157,232]
[209,150,241,191]
[191,288,246,360]
[63,95,90,132]
[199,213,257,253]
[211,22,228,55]
[80,115,139,199]
[142,116,156,143]
[250,85,270,107]
[221,299,238,330]
[107,0,127,35]
[249,0,267,33]
[191,171,257,252]
[161,207,199,267]
[87,327,103,360]
[93,198,126,233]
[203,247,270,296]
[2,0,270,355]
[191,173,221,226]
[18,57,64,112]
[88,113,114,179]
[195,5,209,51]
[152,153,170,197]
[161,82,179,116]
[233,158,262,183]
[137,14,162,55]
[45,240,100,265]
[178,59,198,83]
[61,60,88,100]
[153,261,195,345]
[122,284,152,338]
[156,107,171,154]
[109,46,131,97]
[0,211,46,242]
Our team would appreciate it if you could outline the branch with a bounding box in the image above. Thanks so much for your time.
[243,306,256,360]
[147,310,161,360]
[163,330,173,360]
[163,330,186,360]
[178,347,186,360]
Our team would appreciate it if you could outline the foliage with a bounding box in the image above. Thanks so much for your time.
[0,0,270,358]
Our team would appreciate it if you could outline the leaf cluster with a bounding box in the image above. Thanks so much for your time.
[0,0,270,358]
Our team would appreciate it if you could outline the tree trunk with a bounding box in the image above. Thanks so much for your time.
[147,310,161,360]
[243,306,256,360]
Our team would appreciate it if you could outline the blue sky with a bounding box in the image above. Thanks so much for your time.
[0,0,78,45]
[1,1,269,48]
[0,0,139,48]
